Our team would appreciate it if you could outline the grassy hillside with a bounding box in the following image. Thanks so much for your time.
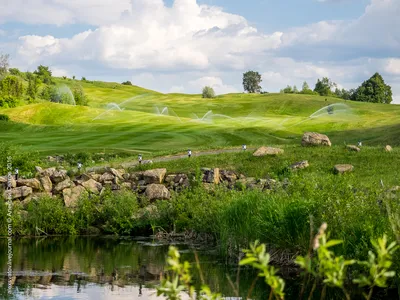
[1,78,400,155]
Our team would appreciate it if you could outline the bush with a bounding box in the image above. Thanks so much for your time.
[121,81,132,86]
[0,114,9,121]
[0,96,17,108]
[0,143,40,177]
[202,86,215,98]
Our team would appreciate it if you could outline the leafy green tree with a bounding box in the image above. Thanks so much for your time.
[314,77,336,96]
[0,53,9,77]
[9,68,21,76]
[72,84,88,106]
[27,75,39,99]
[282,85,293,94]
[243,71,262,93]
[121,81,132,86]
[34,65,53,84]
[293,85,299,93]
[0,75,24,98]
[40,85,59,102]
[202,86,215,98]
[354,72,392,104]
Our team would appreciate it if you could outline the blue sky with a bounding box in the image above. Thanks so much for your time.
[0,0,399,103]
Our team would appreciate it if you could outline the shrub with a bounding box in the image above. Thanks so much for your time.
[0,95,17,108]
[0,143,40,177]
[0,114,9,121]
[122,81,132,85]
[202,86,215,98]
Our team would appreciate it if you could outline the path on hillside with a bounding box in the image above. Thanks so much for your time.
[118,147,256,169]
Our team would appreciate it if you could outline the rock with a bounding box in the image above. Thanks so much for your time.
[220,170,237,183]
[39,176,52,192]
[0,175,16,188]
[50,169,68,184]
[3,186,33,200]
[109,168,124,180]
[81,179,103,194]
[35,166,43,174]
[143,168,167,184]
[100,172,115,183]
[40,167,56,177]
[87,166,108,174]
[91,173,101,182]
[253,146,284,157]
[301,132,331,147]
[264,179,277,190]
[389,186,399,192]
[145,184,170,201]
[165,175,176,184]
[204,168,220,184]
[385,145,393,152]
[142,160,153,165]
[16,178,41,191]
[122,173,130,181]
[63,185,87,208]
[347,145,360,152]
[290,160,309,170]
[75,173,92,182]
[54,179,73,193]
[121,182,132,189]
[334,164,354,174]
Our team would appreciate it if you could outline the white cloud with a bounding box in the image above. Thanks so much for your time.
[1,0,399,103]
[189,76,238,94]
[0,0,131,26]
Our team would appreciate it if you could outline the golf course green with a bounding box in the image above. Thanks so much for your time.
[1,78,399,155]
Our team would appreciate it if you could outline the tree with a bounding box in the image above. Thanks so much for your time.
[202,86,215,98]
[314,77,336,96]
[0,75,24,98]
[72,84,88,106]
[0,53,10,77]
[282,85,293,94]
[27,75,39,99]
[9,68,21,76]
[122,81,132,86]
[354,73,392,104]
[243,71,262,93]
[34,65,53,84]
[293,85,299,93]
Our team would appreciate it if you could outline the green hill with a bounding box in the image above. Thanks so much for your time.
[1,78,399,155]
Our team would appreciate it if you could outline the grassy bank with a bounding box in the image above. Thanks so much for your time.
[1,146,399,263]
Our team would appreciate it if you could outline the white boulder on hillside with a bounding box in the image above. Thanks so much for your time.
[302,132,332,147]
[253,147,284,157]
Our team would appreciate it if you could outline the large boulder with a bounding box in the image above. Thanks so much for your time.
[143,168,167,184]
[39,176,52,192]
[203,168,220,184]
[0,175,17,188]
[385,145,393,152]
[253,147,284,157]
[108,168,124,181]
[347,145,360,152]
[290,160,309,170]
[100,172,114,183]
[81,179,102,194]
[63,185,87,208]
[17,178,41,191]
[50,169,68,184]
[54,179,73,193]
[301,132,332,147]
[40,167,56,177]
[3,186,32,200]
[145,184,170,201]
[334,164,354,174]
[220,170,237,183]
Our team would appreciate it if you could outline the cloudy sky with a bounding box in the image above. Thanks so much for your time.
[0,0,399,103]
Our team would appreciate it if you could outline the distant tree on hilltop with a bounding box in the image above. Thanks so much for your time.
[314,77,336,96]
[34,65,53,84]
[0,53,10,77]
[202,86,215,98]
[243,71,262,93]
[354,72,392,104]
[122,81,132,86]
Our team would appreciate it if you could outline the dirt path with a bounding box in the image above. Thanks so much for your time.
[119,148,255,169]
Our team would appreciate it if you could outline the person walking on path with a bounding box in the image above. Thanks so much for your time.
[138,154,143,164]
[15,168,19,180]
[188,149,192,158]
[242,144,247,151]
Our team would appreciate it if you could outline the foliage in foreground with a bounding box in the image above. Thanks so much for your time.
[157,224,398,300]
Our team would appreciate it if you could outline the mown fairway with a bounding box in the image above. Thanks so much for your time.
[1,78,400,155]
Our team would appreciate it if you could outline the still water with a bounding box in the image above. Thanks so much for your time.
[0,237,398,300]
[0,236,272,300]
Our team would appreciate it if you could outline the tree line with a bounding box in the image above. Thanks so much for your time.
[0,53,88,109]
[241,70,393,104]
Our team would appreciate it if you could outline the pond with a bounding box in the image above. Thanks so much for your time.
[0,237,398,299]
